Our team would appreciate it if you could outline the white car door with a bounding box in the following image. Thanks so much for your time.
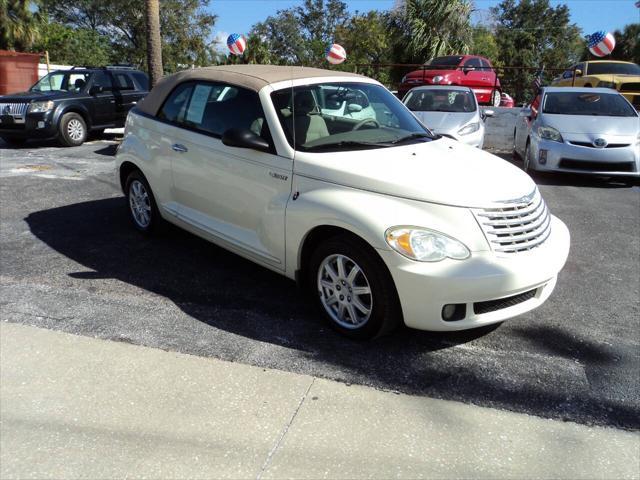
[166,81,292,269]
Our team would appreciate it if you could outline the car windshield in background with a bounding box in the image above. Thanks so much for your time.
[587,62,640,75]
[404,89,476,113]
[543,92,637,117]
[31,72,90,93]
[425,56,463,69]
[271,82,435,152]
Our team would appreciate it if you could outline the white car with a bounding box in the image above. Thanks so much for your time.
[402,85,492,148]
[514,87,640,178]
[116,65,570,339]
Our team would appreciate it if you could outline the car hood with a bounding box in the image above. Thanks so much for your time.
[543,114,639,136]
[0,90,70,102]
[294,138,535,208]
[412,111,477,134]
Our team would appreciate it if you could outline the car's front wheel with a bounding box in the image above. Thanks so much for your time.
[125,170,163,234]
[308,235,401,339]
[524,141,534,173]
[59,112,87,147]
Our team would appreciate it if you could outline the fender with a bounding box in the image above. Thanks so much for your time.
[52,102,93,131]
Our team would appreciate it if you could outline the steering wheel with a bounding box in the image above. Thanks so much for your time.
[352,118,380,131]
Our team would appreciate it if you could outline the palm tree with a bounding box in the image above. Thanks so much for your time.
[145,0,163,87]
[0,0,41,51]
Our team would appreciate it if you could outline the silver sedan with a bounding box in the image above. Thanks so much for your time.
[514,87,640,178]
[403,86,493,148]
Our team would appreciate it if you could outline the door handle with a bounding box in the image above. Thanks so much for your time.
[171,143,188,153]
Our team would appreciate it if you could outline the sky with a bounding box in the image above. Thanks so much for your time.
[210,0,640,49]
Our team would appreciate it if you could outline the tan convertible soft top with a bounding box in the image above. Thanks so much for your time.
[137,64,366,116]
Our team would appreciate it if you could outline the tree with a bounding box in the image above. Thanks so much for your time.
[471,26,501,66]
[1,0,41,50]
[491,0,582,102]
[145,0,163,86]
[40,0,217,72]
[611,24,639,64]
[389,0,473,64]
[250,0,349,66]
[32,22,111,65]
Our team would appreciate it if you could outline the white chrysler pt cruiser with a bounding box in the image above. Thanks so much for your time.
[116,65,570,339]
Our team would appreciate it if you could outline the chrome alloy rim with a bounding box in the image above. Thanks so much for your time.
[317,254,372,329]
[67,119,84,141]
[129,180,151,228]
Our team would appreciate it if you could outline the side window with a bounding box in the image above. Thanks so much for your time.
[66,73,90,92]
[132,72,149,91]
[114,73,135,91]
[91,72,113,90]
[158,83,193,124]
[183,82,269,141]
[576,63,586,75]
[480,59,492,72]
[562,69,574,79]
[464,58,482,70]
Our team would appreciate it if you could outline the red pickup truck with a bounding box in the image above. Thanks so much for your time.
[398,55,502,106]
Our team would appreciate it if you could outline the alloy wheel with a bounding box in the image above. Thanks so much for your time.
[67,119,84,141]
[317,254,373,329]
[129,180,152,228]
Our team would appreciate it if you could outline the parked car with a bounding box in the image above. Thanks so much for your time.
[551,60,640,110]
[513,87,639,179]
[116,65,569,339]
[0,65,149,147]
[398,55,502,107]
[500,92,515,108]
[402,86,493,148]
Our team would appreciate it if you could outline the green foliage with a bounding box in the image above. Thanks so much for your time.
[32,22,110,65]
[39,0,217,72]
[471,27,501,66]
[250,0,349,66]
[611,24,639,64]
[1,0,41,50]
[491,0,583,102]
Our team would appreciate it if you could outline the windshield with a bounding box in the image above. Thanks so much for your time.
[404,89,476,112]
[31,71,91,93]
[587,62,640,75]
[271,82,436,152]
[426,56,463,68]
[543,92,637,117]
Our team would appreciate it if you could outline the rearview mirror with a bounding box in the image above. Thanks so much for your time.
[221,128,270,152]
[89,85,104,95]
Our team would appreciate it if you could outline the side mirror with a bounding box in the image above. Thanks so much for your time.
[574,69,582,77]
[221,128,270,152]
[347,103,362,113]
[483,109,495,118]
[463,67,473,74]
[89,85,104,95]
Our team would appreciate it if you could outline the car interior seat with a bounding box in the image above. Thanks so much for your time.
[285,90,329,145]
[73,78,86,91]
[453,94,468,111]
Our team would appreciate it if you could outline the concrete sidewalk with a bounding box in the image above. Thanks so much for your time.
[1,322,638,479]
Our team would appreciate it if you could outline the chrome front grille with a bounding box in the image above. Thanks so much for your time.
[0,102,29,117]
[473,189,551,254]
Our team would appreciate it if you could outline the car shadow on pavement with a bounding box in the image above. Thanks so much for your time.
[0,135,121,150]
[24,197,639,430]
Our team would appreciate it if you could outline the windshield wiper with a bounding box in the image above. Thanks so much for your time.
[304,140,392,151]
[389,132,435,144]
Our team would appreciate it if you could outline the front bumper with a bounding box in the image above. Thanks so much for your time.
[530,137,640,177]
[0,111,57,140]
[378,215,570,331]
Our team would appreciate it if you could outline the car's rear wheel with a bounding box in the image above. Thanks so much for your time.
[512,129,520,159]
[125,170,164,234]
[491,89,501,107]
[59,112,87,147]
[308,235,401,339]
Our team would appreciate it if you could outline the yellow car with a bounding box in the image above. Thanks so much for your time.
[551,60,640,109]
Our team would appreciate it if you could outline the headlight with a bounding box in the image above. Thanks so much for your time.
[597,81,616,89]
[385,227,470,262]
[537,125,563,142]
[432,75,444,84]
[28,100,54,113]
[458,122,480,136]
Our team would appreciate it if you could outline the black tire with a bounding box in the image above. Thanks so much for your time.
[523,140,534,173]
[307,234,402,340]
[512,129,521,160]
[124,170,165,234]
[1,137,27,147]
[58,112,87,147]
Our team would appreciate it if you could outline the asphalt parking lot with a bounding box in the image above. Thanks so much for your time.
[1,137,638,430]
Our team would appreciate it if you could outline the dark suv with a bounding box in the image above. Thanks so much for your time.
[0,66,149,147]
